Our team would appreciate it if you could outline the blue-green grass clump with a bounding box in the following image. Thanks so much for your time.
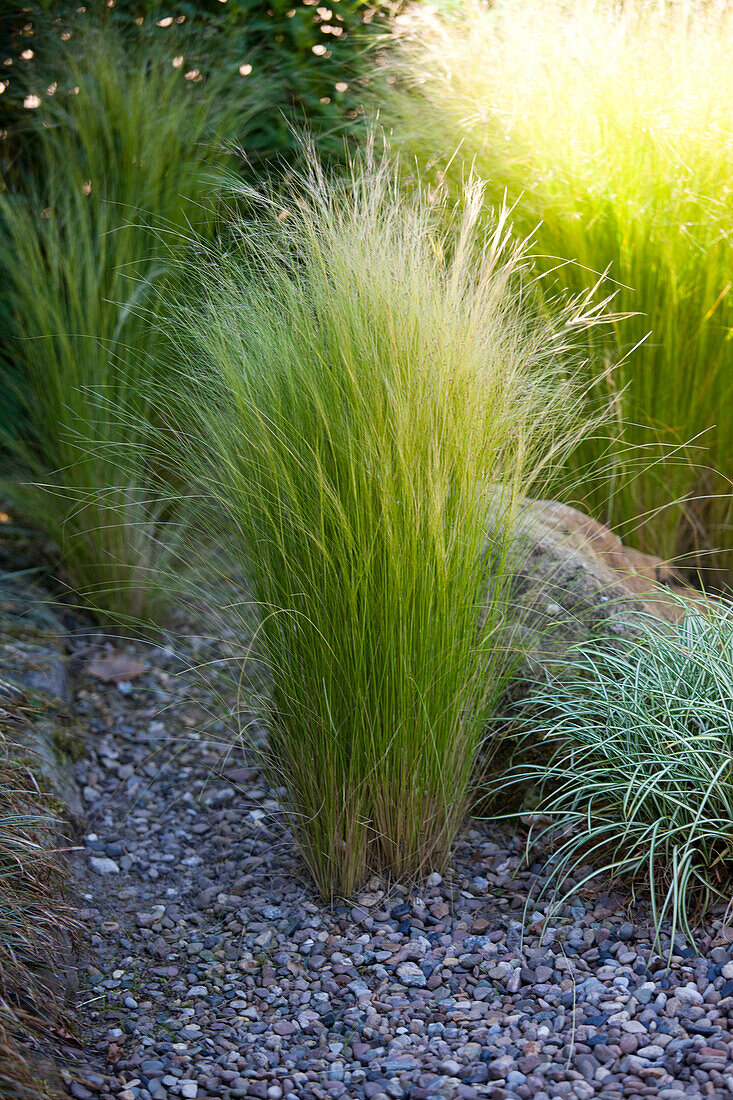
[506,594,733,944]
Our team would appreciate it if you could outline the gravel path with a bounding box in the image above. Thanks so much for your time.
[60,630,733,1100]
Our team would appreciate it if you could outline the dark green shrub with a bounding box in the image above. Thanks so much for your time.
[1,0,387,169]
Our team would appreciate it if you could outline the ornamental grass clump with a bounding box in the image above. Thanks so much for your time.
[388,0,733,581]
[507,596,733,944]
[0,28,264,621]
[0,711,72,1099]
[168,155,602,897]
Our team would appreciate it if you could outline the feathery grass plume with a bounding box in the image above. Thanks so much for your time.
[166,152,604,897]
[502,593,733,948]
[0,26,266,622]
[386,0,733,583]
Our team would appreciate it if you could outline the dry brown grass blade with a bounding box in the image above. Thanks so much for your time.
[0,712,78,1098]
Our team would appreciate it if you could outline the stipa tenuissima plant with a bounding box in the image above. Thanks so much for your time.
[165,152,605,898]
[505,594,733,945]
[0,26,267,622]
[387,0,733,582]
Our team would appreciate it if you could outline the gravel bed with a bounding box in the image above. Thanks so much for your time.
[61,632,733,1100]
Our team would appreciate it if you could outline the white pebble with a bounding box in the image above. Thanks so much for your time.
[89,856,120,876]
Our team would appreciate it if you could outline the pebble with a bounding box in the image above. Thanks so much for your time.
[637,1044,665,1059]
[89,856,120,876]
[396,962,426,988]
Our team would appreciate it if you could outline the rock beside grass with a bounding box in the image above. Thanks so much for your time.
[0,569,84,815]
[507,499,698,674]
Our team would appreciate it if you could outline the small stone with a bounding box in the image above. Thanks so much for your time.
[396,962,426,988]
[141,1061,165,1076]
[180,1084,198,1100]
[348,979,371,999]
[297,1009,320,1029]
[383,1056,417,1073]
[440,1059,461,1076]
[426,872,442,887]
[89,856,120,876]
[180,1024,201,1039]
[506,969,521,993]
[637,1045,664,1059]
[675,983,704,1004]
[69,1085,94,1100]
[575,1055,598,1082]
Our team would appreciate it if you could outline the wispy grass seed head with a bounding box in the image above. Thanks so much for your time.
[167,152,602,897]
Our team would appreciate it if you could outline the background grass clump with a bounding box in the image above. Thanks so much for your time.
[505,595,733,945]
[387,0,733,584]
[0,26,268,621]
[166,153,603,898]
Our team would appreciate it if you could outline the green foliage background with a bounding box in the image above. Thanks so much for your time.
[1,0,387,169]
[0,0,388,454]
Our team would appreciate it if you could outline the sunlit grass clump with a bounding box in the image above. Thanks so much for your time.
[389,0,733,580]
[508,595,733,944]
[0,28,262,621]
[169,155,599,897]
